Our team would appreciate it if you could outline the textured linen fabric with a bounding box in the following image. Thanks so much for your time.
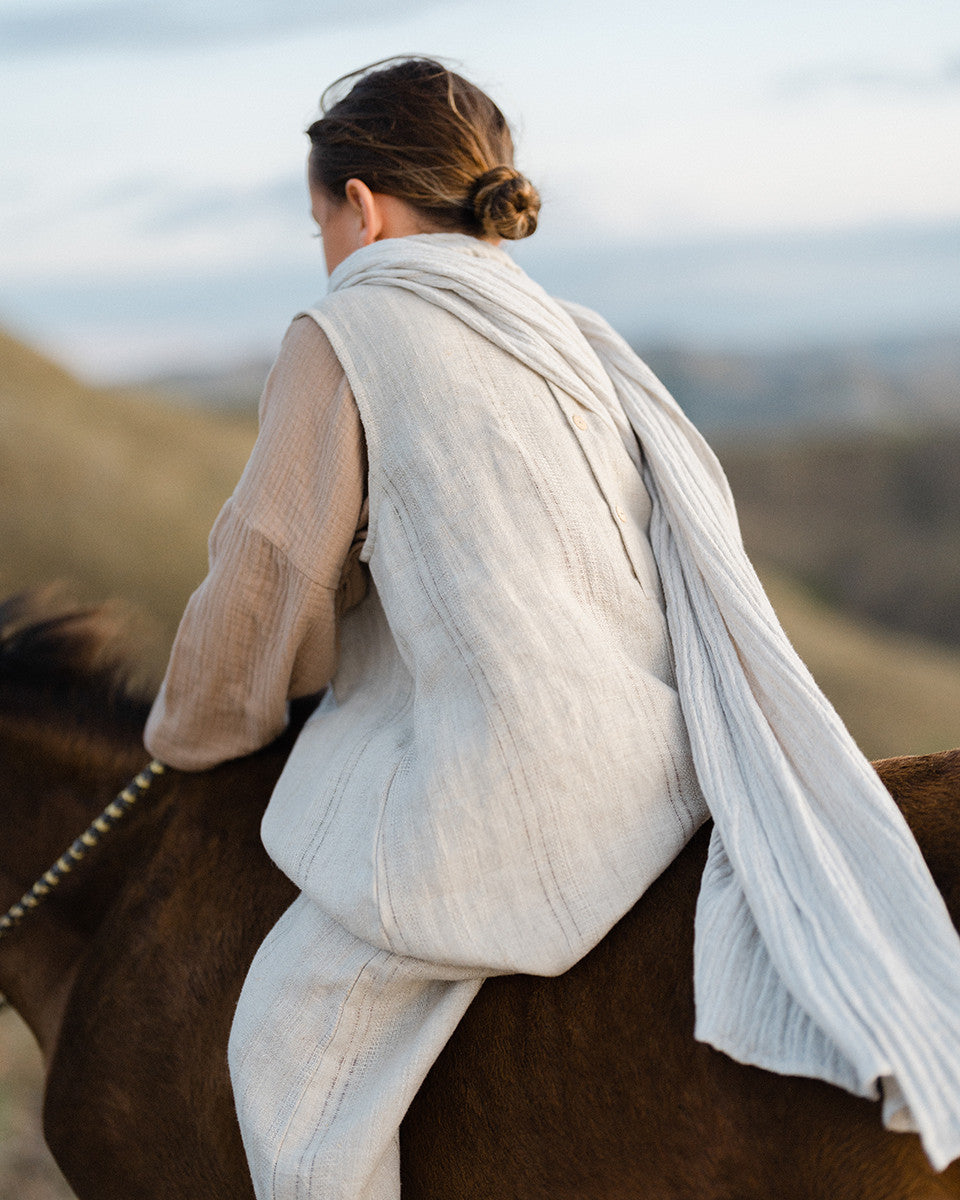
[229,238,708,1200]
[229,898,483,1200]
[296,232,960,1172]
[145,317,369,769]
[148,230,960,1197]
[148,261,706,1199]
[262,277,706,976]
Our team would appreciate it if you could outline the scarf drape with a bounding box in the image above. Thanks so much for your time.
[328,232,960,1170]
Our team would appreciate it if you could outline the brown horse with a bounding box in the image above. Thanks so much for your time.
[2,590,960,1200]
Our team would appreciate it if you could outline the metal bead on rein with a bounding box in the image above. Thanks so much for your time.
[0,760,166,1012]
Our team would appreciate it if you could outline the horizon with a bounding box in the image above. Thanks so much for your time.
[1,0,958,381]
[3,215,958,386]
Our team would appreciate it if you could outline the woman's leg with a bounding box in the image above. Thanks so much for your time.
[229,893,483,1200]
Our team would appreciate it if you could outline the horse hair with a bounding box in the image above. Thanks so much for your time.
[0,589,152,741]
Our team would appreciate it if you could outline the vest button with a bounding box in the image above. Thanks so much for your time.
[571,411,587,431]
[615,504,627,522]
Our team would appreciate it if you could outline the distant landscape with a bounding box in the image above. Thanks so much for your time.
[720,428,960,650]
[12,217,959,385]
[0,328,255,675]
[1,322,959,1198]
[645,330,960,433]
[150,325,960,657]
[150,326,960,434]
[2,320,958,726]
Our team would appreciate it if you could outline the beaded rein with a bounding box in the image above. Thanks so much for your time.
[0,759,166,1012]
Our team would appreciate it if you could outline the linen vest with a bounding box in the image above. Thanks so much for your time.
[260,283,707,975]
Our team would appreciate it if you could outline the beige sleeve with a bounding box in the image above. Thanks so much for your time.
[144,316,368,771]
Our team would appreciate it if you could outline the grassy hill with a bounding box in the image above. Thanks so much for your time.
[758,568,960,758]
[0,328,256,675]
[718,427,960,651]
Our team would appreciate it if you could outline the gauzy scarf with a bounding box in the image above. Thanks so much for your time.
[328,232,960,1170]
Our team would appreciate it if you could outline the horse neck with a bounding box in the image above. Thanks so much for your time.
[0,704,148,1054]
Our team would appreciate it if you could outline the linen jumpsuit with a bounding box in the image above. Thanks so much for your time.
[145,253,706,1198]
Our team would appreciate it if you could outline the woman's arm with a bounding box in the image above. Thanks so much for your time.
[144,317,367,771]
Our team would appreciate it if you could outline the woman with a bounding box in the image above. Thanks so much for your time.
[145,58,960,1200]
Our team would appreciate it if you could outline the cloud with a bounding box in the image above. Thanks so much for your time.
[0,0,455,57]
[0,168,318,287]
[13,171,306,233]
[778,55,960,99]
[128,175,307,235]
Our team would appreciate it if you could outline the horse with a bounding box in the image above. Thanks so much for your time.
[2,589,960,1200]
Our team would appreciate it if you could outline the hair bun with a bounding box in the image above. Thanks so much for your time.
[469,165,540,240]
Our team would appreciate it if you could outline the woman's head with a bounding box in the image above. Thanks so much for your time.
[306,58,540,245]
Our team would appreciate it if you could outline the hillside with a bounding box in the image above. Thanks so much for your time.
[0,328,256,673]
[718,427,960,651]
[643,331,960,433]
[758,568,960,758]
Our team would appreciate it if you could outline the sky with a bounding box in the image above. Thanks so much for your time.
[1,0,958,380]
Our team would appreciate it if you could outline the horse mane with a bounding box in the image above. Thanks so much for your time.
[0,588,153,742]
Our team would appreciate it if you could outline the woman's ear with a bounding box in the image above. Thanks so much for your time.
[344,178,382,247]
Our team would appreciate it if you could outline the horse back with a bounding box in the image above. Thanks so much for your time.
[43,743,960,1199]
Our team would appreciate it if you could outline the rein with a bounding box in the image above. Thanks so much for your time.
[0,759,166,1013]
